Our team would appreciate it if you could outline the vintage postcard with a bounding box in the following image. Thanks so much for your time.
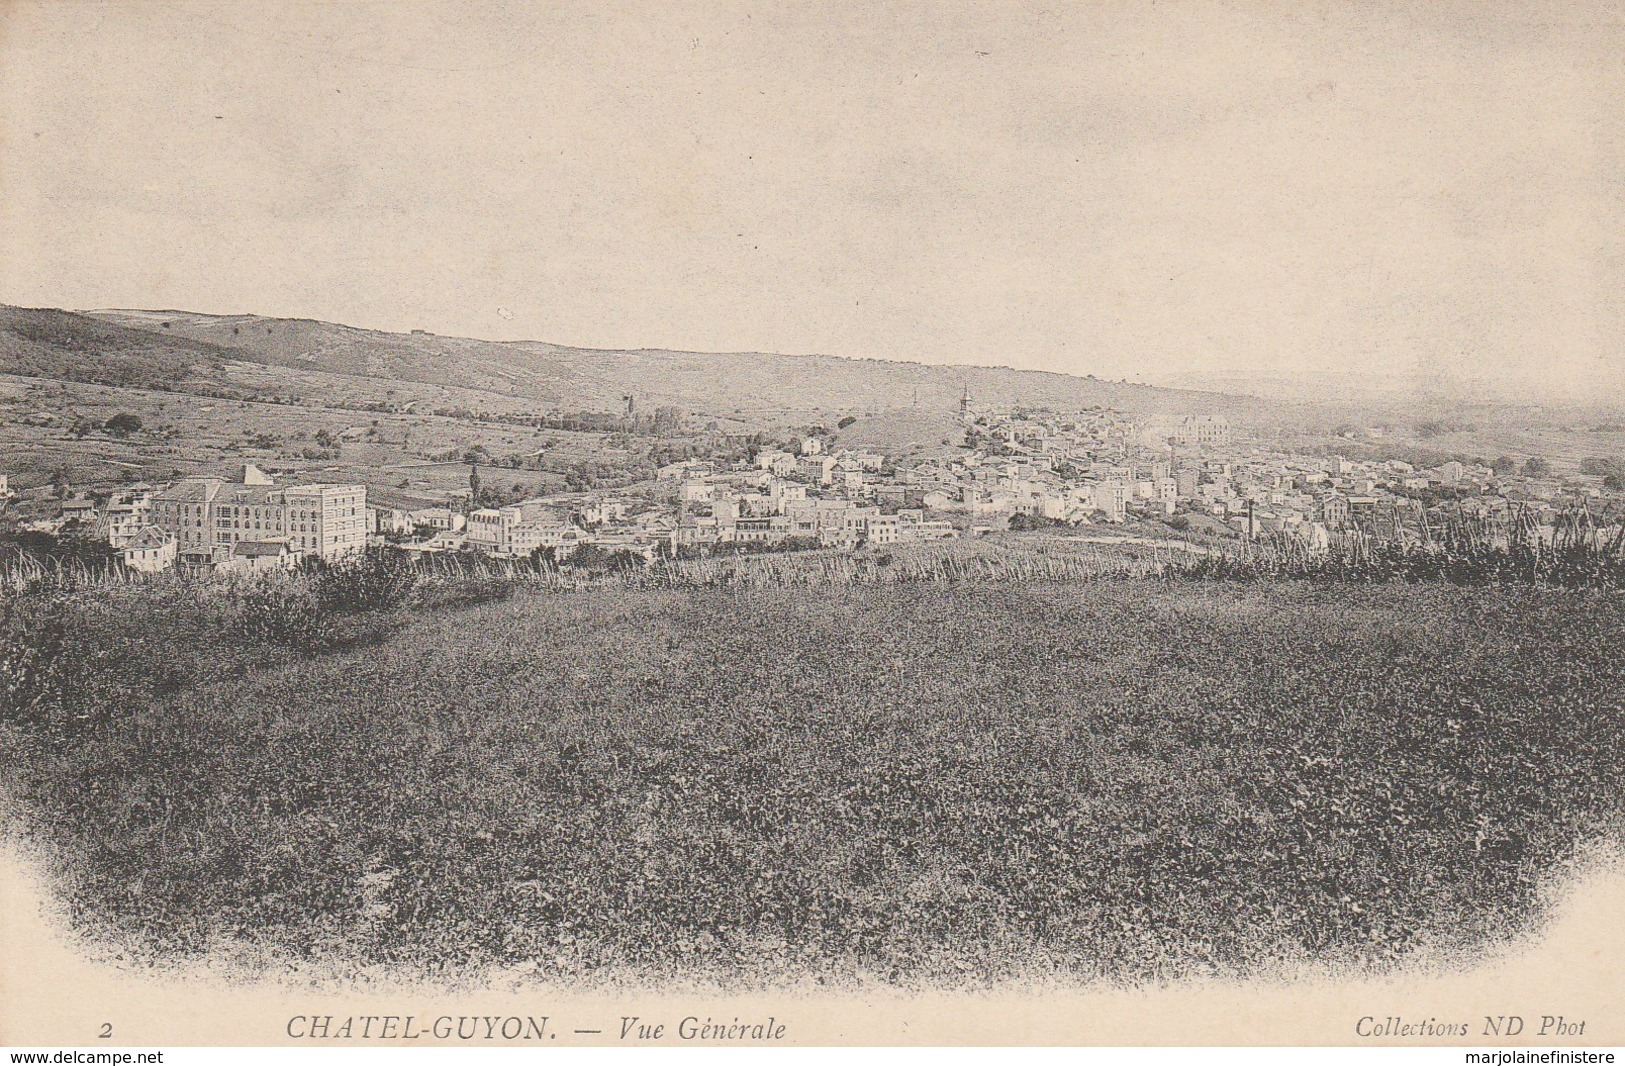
[1,0,1621,1051]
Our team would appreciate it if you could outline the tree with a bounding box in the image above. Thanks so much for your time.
[103,412,143,436]
[1523,456,1551,478]
[313,428,336,448]
[651,406,683,434]
[837,415,858,429]
[1492,456,1519,475]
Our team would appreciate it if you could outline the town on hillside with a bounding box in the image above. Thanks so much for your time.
[4,401,1623,576]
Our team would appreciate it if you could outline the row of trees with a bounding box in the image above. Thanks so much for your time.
[1491,455,1548,477]
[429,405,688,437]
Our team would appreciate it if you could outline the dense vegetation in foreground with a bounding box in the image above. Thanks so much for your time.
[1,561,1623,988]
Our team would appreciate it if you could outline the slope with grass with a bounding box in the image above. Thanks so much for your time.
[81,306,1265,420]
[2,575,1621,988]
[0,306,234,391]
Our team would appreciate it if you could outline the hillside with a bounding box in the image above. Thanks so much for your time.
[0,306,236,392]
[77,306,1260,421]
[4,572,1620,984]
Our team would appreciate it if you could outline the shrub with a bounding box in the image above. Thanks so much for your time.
[222,580,338,652]
[306,549,418,614]
[103,412,144,436]
[216,551,418,653]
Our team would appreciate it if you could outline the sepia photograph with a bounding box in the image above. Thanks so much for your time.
[1,0,1621,1052]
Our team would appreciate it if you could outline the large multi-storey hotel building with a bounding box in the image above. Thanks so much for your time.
[149,470,367,560]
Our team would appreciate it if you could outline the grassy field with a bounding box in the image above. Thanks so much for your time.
[2,574,1622,988]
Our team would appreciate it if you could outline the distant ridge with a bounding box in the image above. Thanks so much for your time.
[2,303,1261,420]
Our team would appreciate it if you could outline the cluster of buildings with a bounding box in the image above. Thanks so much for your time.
[634,410,1187,550]
[633,407,1613,551]
[1137,450,1617,541]
[371,498,662,561]
[25,464,369,574]
[631,411,1199,546]
[7,405,1619,573]
[935,409,1613,541]
[657,441,956,551]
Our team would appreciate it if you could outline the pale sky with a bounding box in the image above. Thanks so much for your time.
[2,1,1621,395]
